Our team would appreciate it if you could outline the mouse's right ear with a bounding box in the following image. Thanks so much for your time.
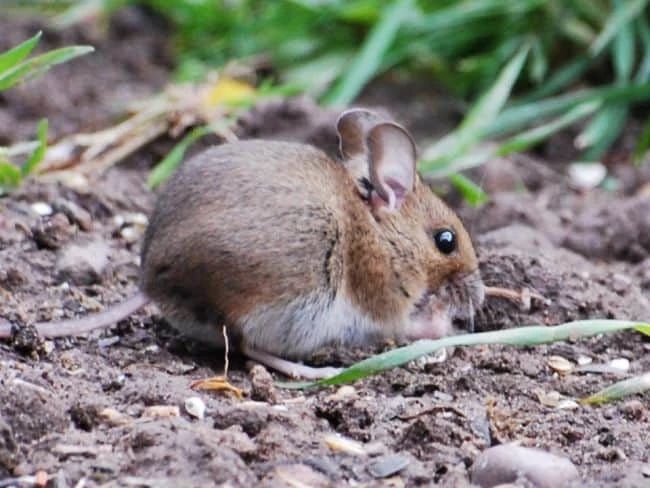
[336,108,384,159]
[367,122,416,212]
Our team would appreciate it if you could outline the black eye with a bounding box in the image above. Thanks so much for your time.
[434,229,456,254]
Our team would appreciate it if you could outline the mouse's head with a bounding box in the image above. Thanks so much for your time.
[337,109,484,340]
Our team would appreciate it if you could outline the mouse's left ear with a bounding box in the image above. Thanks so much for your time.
[336,108,385,159]
[366,122,416,212]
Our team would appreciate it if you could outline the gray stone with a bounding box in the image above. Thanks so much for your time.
[471,444,579,488]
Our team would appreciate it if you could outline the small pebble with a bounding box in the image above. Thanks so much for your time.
[184,397,206,419]
[98,408,132,426]
[119,226,141,243]
[31,202,53,216]
[547,355,573,374]
[324,433,366,456]
[537,390,561,408]
[142,405,180,419]
[368,454,410,478]
[471,444,579,488]
[567,162,606,190]
[607,358,630,372]
[577,355,592,366]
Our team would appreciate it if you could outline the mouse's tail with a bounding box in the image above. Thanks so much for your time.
[32,291,151,338]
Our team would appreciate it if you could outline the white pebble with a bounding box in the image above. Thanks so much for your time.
[184,396,206,419]
[608,358,630,372]
[577,355,593,366]
[120,226,140,243]
[567,162,606,190]
[31,202,53,216]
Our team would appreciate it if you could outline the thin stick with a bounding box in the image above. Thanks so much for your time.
[222,324,230,378]
[485,285,546,310]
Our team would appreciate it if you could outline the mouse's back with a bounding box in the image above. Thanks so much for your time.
[140,140,355,351]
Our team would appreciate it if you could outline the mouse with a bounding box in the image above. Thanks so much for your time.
[0,108,485,379]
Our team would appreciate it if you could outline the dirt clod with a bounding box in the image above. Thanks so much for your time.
[56,240,111,286]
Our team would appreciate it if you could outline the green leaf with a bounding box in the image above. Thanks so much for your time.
[582,372,650,405]
[448,173,488,207]
[0,31,41,74]
[148,125,213,189]
[278,320,650,389]
[322,0,413,106]
[636,325,650,336]
[420,43,530,173]
[21,119,48,177]
[590,0,649,56]
[0,45,94,91]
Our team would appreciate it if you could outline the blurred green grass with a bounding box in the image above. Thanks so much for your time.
[8,0,650,192]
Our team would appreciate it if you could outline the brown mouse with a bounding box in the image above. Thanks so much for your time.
[0,109,484,379]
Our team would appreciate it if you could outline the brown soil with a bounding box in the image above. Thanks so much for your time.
[0,9,648,487]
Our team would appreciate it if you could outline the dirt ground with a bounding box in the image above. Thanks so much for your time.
[0,9,649,488]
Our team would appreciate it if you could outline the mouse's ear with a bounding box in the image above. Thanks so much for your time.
[366,122,417,212]
[336,108,384,159]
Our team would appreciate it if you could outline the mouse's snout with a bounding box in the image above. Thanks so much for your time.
[448,268,485,320]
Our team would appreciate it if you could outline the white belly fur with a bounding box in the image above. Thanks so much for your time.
[239,292,386,359]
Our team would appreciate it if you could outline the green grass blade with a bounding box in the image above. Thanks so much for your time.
[636,16,650,82]
[514,57,591,103]
[0,31,41,74]
[489,83,650,137]
[529,37,548,83]
[0,160,22,191]
[0,45,94,91]
[279,320,649,389]
[590,0,648,56]
[633,116,650,163]
[419,145,495,178]
[498,101,601,156]
[612,0,635,82]
[579,104,628,161]
[636,325,650,336]
[322,0,413,106]
[581,372,650,405]
[420,43,529,172]
[21,119,48,177]
[448,173,488,207]
[148,125,213,189]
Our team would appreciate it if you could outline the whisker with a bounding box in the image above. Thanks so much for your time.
[468,295,475,333]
